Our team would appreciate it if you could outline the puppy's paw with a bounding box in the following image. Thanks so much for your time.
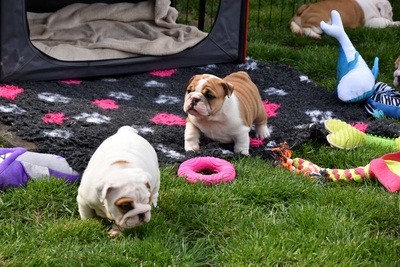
[290,21,304,35]
[240,150,250,156]
[255,124,270,139]
[184,142,200,152]
[234,143,250,156]
[303,28,321,39]
[108,229,122,237]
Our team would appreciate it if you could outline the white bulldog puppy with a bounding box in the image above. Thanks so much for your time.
[290,0,400,39]
[77,126,160,237]
[183,71,270,155]
[356,0,400,28]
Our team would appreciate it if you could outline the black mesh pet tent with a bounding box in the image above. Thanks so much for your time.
[0,0,249,82]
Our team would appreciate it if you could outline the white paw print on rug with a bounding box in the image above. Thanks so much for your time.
[198,64,217,71]
[264,87,287,96]
[299,75,316,85]
[305,110,333,123]
[220,149,234,156]
[239,57,258,70]
[155,95,181,104]
[156,144,185,160]
[145,80,167,88]
[108,91,133,100]
[131,125,154,134]
[0,104,26,114]
[38,92,71,103]
[43,129,73,139]
[73,112,111,124]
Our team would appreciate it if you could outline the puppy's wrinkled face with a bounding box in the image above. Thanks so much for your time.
[101,168,154,229]
[183,74,234,117]
[376,1,393,20]
[113,184,152,228]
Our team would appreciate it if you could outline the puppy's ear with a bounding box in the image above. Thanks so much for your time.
[222,82,234,98]
[97,183,113,203]
[186,75,197,89]
[145,181,154,205]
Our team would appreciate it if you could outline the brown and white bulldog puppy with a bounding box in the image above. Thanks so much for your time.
[183,71,270,155]
[290,0,400,39]
[394,56,400,87]
[77,126,160,237]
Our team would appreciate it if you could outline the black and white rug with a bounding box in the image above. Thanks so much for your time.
[0,58,399,173]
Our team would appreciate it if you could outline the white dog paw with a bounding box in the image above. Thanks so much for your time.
[255,124,270,139]
[240,150,250,156]
[290,21,304,35]
[184,142,200,152]
[303,28,322,39]
[108,229,122,237]
[234,143,250,155]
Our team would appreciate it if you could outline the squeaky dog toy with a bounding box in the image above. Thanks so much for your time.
[268,142,400,193]
[0,147,80,190]
[324,119,400,150]
[320,10,378,103]
[321,11,400,120]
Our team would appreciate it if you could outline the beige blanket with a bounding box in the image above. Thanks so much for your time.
[28,0,208,61]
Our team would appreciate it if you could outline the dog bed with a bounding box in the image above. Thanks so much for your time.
[27,2,207,61]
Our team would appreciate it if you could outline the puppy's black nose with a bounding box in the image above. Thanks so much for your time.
[138,213,145,222]
[191,98,200,105]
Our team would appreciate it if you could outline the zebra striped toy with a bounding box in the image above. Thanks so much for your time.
[365,82,400,119]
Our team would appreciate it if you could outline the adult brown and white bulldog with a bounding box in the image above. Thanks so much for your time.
[394,56,400,87]
[183,71,270,155]
[77,126,160,237]
[290,0,400,39]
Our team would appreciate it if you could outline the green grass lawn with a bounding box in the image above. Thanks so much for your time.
[1,2,400,266]
[1,146,399,266]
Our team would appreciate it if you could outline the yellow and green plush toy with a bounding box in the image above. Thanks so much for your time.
[324,119,400,150]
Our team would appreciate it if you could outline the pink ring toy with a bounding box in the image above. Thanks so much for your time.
[177,157,236,185]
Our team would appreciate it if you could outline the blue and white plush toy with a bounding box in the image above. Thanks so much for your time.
[320,10,400,120]
[320,10,378,103]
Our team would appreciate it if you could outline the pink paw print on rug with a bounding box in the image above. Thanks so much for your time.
[42,113,69,124]
[60,80,82,85]
[351,122,368,133]
[263,99,280,117]
[149,69,177,77]
[92,99,119,109]
[250,138,264,148]
[0,85,24,100]
[150,112,186,126]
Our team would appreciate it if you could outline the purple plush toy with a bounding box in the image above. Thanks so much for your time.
[0,147,81,190]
